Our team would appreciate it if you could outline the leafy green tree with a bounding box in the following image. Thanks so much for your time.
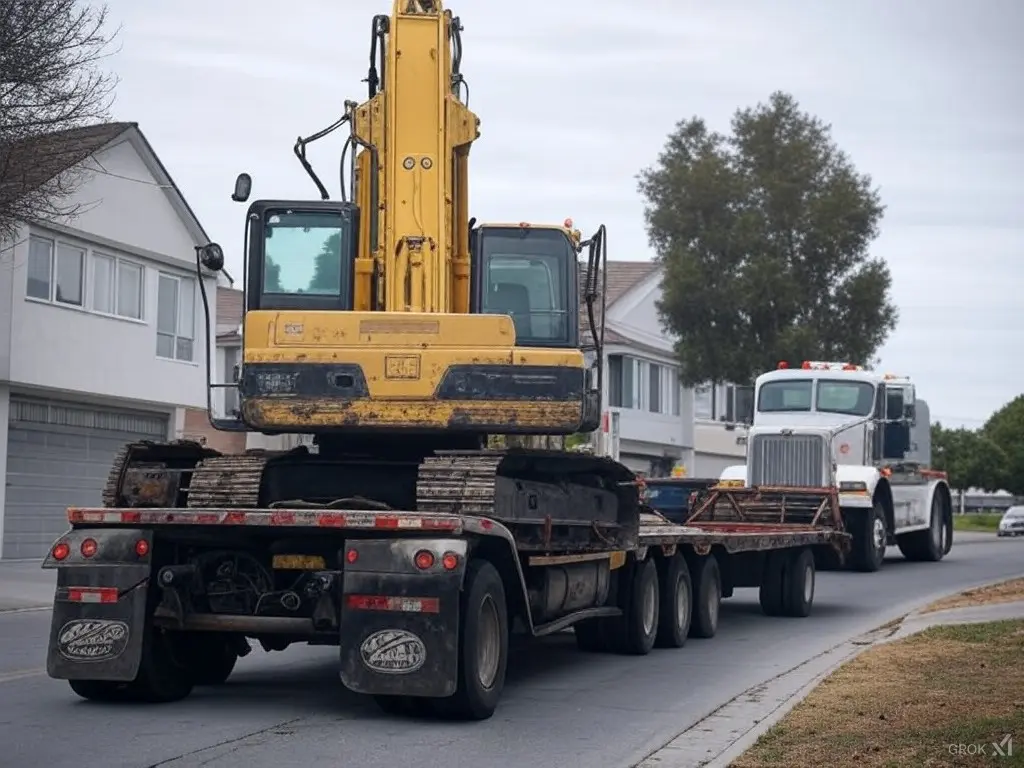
[308,232,341,293]
[638,91,898,386]
[982,395,1024,496]
[931,423,1008,493]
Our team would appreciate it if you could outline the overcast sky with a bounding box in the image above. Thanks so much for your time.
[99,0,1022,427]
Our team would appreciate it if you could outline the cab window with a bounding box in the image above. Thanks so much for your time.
[478,228,571,344]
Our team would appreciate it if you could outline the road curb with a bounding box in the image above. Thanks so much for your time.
[636,573,1024,768]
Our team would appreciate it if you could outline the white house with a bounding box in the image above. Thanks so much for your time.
[0,122,220,559]
[589,262,749,478]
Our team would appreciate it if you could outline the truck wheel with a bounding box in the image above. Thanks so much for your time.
[132,627,194,703]
[655,554,692,648]
[69,679,134,702]
[849,503,886,572]
[437,559,508,721]
[759,551,786,617]
[184,634,238,685]
[781,548,815,618]
[625,557,659,654]
[689,555,721,638]
[897,492,946,562]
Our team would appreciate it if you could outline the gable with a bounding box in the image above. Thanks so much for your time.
[44,130,203,268]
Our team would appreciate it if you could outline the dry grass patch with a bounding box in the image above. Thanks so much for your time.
[922,577,1024,614]
[732,620,1024,767]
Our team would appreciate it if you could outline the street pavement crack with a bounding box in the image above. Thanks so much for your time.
[144,718,304,767]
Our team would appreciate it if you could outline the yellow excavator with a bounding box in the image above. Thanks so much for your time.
[106,0,614,514]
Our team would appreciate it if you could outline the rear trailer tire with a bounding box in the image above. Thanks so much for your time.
[437,559,508,721]
[132,627,194,703]
[655,554,692,648]
[781,548,815,618]
[617,557,659,655]
[69,679,135,702]
[849,503,886,572]
[184,634,238,686]
[759,551,786,617]
[689,555,721,639]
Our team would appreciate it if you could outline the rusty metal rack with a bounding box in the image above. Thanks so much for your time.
[684,485,843,530]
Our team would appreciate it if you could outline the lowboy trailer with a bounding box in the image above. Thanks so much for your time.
[42,456,850,721]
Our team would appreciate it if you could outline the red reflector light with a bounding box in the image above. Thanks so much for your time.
[441,552,459,570]
[52,542,70,561]
[414,550,434,569]
[346,594,440,614]
[135,539,150,557]
[67,587,118,604]
[346,548,358,564]
[80,538,98,557]
[777,361,789,369]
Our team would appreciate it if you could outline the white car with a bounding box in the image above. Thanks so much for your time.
[997,505,1024,537]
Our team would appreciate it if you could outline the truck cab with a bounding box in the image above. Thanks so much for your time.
[719,361,952,572]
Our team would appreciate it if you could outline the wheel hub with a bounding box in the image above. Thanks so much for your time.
[476,595,501,691]
[803,563,814,603]
[873,517,886,554]
[676,575,689,631]
[642,573,656,635]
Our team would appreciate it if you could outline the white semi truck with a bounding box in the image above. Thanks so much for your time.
[719,361,953,572]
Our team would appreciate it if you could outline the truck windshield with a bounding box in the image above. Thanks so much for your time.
[479,227,571,344]
[263,210,350,296]
[758,379,875,416]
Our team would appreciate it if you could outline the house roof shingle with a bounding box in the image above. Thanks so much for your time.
[0,122,135,204]
[579,259,659,347]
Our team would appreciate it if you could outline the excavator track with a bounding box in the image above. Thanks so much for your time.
[101,440,220,509]
[415,450,504,516]
[186,454,273,509]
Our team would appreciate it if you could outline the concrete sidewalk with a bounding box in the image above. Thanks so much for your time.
[640,590,1024,768]
[0,559,55,613]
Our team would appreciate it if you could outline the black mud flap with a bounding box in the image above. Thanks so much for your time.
[44,529,152,682]
[339,538,468,698]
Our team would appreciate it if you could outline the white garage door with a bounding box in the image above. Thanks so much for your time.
[3,397,169,560]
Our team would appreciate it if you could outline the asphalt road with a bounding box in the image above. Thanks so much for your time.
[1,535,1021,768]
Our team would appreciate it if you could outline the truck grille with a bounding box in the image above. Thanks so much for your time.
[748,433,827,488]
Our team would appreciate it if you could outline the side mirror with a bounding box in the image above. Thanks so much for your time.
[231,173,252,203]
[199,242,225,272]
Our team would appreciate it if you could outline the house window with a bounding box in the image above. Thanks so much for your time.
[27,234,145,320]
[157,273,196,362]
[26,237,52,300]
[90,252,144,319]
[27,236,85,306]
[648,363,662,413]
[55,243,85,306]
[694,383,713,420]
[669,369,681,416]
[608,354,635,408]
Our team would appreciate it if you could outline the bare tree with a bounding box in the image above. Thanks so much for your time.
[0,0,120,241]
